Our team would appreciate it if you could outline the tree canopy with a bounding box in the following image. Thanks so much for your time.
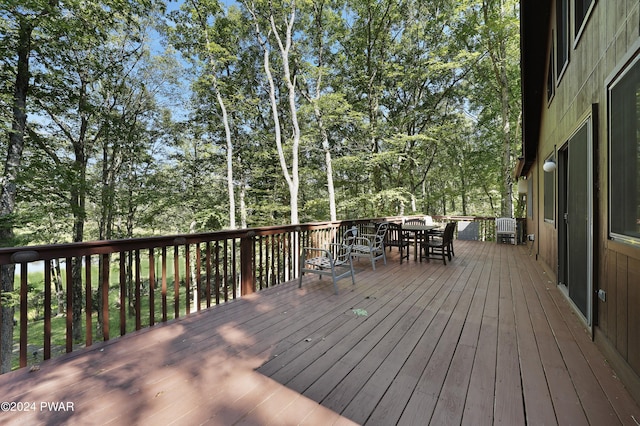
[2,0,522,243]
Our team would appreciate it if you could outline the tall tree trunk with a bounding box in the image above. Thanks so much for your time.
[219,92,236,229]
[269,3,300,224]
[70,116,88,342]
[246,1,300,224]
[0,18,32,373]
[52,259,65,316]
[323,138,337,221]
[70,195,84,341]
[240,182,248,229]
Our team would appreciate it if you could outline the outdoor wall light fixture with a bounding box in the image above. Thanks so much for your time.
[543,159,557,172]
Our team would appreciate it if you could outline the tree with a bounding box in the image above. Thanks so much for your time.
[245,0,301,224]
[297,0,341,221]
[477,0,521,217]
[338,0,403,193]
[3,0,162,346]
[0,0,64,373]
[168,0,239,229]
[34,24,141,339]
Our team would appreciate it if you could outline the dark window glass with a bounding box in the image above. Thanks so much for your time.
[556,0,569,79]
[575,0,595,38]
[544,157,555,222]
[547,41,555,102]
[609,55,640,241]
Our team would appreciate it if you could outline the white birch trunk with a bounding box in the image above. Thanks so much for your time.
[246,1,300,224]
[217,90,236,229]
[269,4,300,224]
[240,183,247,229]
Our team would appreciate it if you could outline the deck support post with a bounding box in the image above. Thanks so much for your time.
[241,231,256,296]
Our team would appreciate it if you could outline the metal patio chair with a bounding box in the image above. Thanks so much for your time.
[352,222,389,270]
[298,227,357,295]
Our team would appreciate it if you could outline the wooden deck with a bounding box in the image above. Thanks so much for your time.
[1,240,639,425]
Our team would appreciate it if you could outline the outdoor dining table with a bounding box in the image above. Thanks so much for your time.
[401,224,439,261]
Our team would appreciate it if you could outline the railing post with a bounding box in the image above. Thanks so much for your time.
[241,231,256,296]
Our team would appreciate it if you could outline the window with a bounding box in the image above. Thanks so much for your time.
[527,177,533,219]
[544,154,555,223]
[574,0,596,41]
[556,0,569,81]
[547,34,555,103]
[609,52,640,243]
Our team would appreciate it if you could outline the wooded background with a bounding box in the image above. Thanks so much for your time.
[1,0,521,246]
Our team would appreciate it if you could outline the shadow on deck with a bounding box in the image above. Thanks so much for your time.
[0,240,639,425]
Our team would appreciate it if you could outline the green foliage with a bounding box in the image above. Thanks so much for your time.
[1,290,19,308]
[3,0,522,247]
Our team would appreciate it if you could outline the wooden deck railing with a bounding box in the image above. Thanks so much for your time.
[0,215,522,371]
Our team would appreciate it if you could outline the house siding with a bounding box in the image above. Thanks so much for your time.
[527,0,640,401]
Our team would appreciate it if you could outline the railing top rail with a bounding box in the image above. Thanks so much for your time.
[0,216,511,265]
[0,219,371,265]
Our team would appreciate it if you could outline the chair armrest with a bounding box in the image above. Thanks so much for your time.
[301,246,332,256]
[353,236,373,247]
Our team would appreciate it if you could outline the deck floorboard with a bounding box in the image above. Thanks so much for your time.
[1,240,639,425]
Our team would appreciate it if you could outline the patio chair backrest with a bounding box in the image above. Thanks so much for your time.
[342,227,358,247]
[495,217,517,244]
[373,222,389,248]
[386,223,404,245]
[496,217,516,233]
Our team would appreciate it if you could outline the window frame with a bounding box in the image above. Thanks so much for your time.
[574,0,596,46]
[607,45,640,245]
[556,0,570,84]
[544,153,556,224]
[527,176,533,219]
[547,32,555,105]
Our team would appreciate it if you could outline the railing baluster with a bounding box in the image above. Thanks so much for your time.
[120,253,126,336]
[205,242,211,308]
[277,235,282,284]
[19,262,28,368]
[65,257,72,353]
[149,248,155,327]
[232,238,237,299]
[185,243,190,315]
[101,253,110,341]
[241,233,254,296]
[270,235,276,286]
[135,250,141,331]
[173,245,179,319]
[223,240,228,302]
[195,243,201,311]
[258,237,264,290]
[161,247,167,323]
[85,255,92,347]
[44,260,51,360]
[265,236,271,288]
[215,241,220,304]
